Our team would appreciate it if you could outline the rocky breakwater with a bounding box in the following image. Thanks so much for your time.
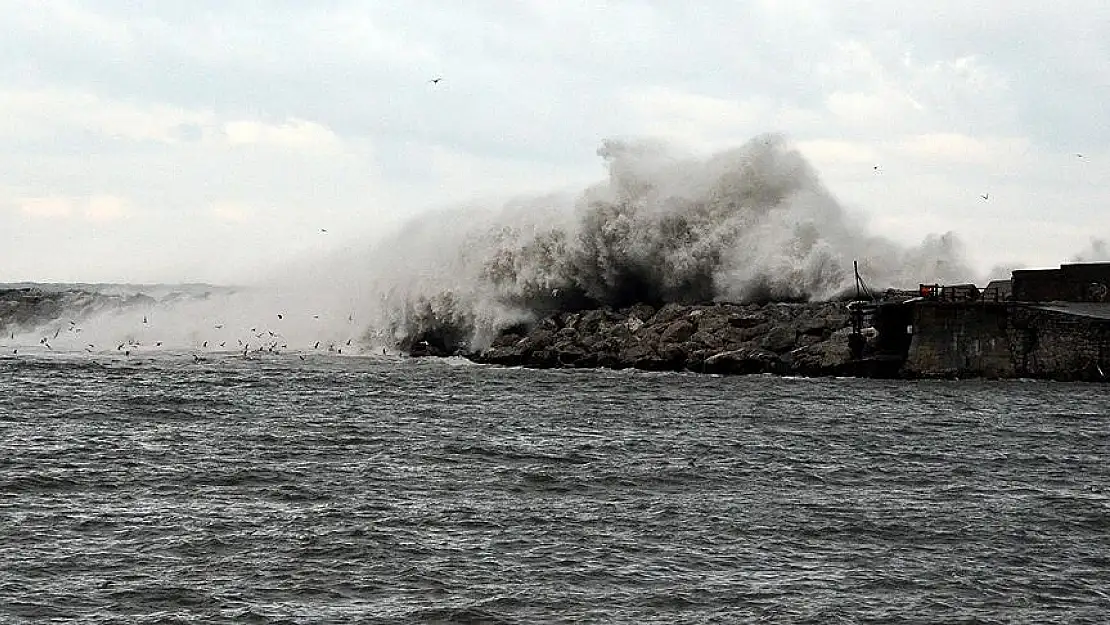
[462,301,855,376]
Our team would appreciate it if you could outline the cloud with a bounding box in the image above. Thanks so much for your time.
[222,119,341,151]
[0,87,213,144]
[897,133,1030,166]
[84,195,129,222]
[208,200,255,224]
[16,194,129,222]
[19,196,73,219]
[0,1,1107,284]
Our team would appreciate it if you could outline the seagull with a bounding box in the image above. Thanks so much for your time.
[980,193,989,201]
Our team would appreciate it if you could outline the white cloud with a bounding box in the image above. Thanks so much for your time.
[0,1,1107,283]
[223,119,341,151]
[84,195,129,222]
[19,196,73,219]
[897,133,1030,166]
[0,87,212,144]
[208,201,255,224]
[16,194,129,222]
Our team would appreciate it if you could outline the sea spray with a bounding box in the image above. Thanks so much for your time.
[6,134,976,355]
[365,134,973,352]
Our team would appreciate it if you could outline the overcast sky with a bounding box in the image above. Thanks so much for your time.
[2,1,1108,284]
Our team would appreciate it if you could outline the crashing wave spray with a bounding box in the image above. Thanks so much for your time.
[365,133,973,352]
[3,134,974,356]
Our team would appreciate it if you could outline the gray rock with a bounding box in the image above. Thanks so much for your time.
[760,325,797,353]
[703,348,785,375]
[659,319,696,344]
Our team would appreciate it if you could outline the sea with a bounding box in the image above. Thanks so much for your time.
[1,353,1108,624]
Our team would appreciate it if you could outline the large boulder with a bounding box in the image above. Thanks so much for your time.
[702,348,786,375]
[659,319,697,344]
[760,325,797,353]
[788,328,855,375]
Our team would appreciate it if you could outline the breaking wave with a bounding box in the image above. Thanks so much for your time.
[366,134,972,351]
[3,134,977,356]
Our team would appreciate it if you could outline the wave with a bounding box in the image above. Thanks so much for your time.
[4,134,975,355]
[364,134,972,351]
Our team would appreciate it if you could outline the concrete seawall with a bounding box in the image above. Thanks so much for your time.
[903,302,1110,381]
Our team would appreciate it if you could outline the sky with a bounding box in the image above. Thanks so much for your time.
[2,0,1108,284]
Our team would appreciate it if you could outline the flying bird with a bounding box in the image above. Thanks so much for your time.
[429,77,442,85]
[277,314,283,320]
[980,193,989,201]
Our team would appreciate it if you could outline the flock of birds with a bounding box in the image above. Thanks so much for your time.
[5,310,389,362]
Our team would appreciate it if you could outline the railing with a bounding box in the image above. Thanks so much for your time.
[917,284,1010,303]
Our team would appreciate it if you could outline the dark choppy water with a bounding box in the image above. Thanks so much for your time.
[1,354,1108,624]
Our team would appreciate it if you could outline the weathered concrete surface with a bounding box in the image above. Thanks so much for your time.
[464,301,857,376]
[903,302,1110,381]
